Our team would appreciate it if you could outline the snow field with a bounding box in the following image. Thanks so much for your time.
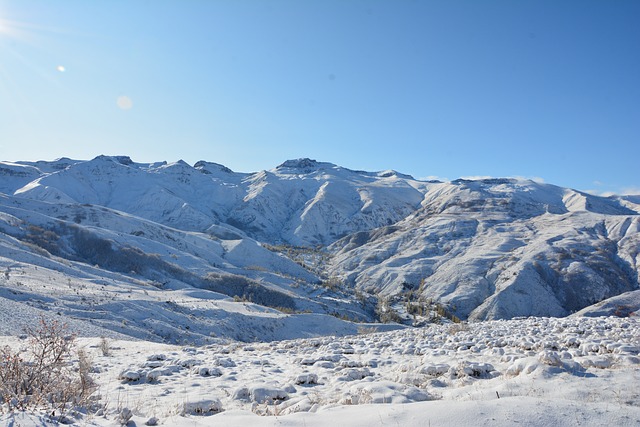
[1,156,640,426]
[3,156,640,325]
[2,316,636,426]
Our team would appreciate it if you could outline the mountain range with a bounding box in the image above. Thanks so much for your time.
[1,155,638,342]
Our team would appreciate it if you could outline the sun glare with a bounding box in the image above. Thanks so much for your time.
[0,18,9,36]
[0,14,67,45]
[0,17,27,42]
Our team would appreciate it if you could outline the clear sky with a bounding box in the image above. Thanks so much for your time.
[0,0,638,195]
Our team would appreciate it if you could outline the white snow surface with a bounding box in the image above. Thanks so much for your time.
[1,316,638,426]
[1,156,640,425]
[1,156,639,331]
[8,156,429,246]
[328,179,640,319]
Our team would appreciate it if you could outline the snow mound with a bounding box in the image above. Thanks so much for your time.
[2,316,638,426]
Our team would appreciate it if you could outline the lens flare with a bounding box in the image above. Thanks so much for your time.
[117,95,133,110]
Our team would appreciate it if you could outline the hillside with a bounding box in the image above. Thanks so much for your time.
[0,156,639,342]
[328,179,640,320]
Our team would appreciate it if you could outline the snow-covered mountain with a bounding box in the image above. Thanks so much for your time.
[328,178,639,320]
[7,156,429,247]
[1,155,639,341]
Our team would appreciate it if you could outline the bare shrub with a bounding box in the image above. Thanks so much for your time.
[76,348,97,402]
[447,322,469,334]
[375,296,402,323]
[0,317,95,416]
[99,336,111,357]
[357,325,378,335]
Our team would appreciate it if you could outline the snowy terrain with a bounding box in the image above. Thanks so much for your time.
[328,179,640,320]
[0,155,639,425]
[1,316,638,426]
[1,155,638,335]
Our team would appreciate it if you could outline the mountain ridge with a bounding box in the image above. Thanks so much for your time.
[0,155,638,342]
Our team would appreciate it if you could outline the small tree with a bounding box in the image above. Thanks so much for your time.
[0,317,95,416]
[376,296,402,323]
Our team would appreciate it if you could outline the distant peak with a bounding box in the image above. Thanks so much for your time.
[174,159,190,167]
[452,177,518,186]
[276,158,337,173]
[157,159,193,171]
[194,160,234,174]
[114,156,134,165]
[278,158,320,169]
[91,155,133,166]
[377,170,415,180]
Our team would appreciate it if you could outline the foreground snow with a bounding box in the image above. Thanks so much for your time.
[1,316,638,426]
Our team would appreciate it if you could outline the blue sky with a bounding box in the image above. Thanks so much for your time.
[0,0,638,194]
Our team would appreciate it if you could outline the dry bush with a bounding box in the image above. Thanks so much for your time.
[357,325,378,335]
[99,336,111,357]
[0,317,96,416]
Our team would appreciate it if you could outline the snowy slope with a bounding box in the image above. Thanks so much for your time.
[1,316,638,426]
[12,156,429,246]
[0,162,43,195]
[0,192,384,342]
[2,155,639,327]
[1,155,640,426]
[328,179,640,320]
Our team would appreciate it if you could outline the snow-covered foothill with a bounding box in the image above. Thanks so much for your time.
[2,155,639,323]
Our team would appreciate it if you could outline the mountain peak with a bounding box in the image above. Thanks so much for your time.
[90,155,134,166]
[2,154,639,326]
[277,158,333,172]
[376,169,415,180]
[194,160,234,174]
